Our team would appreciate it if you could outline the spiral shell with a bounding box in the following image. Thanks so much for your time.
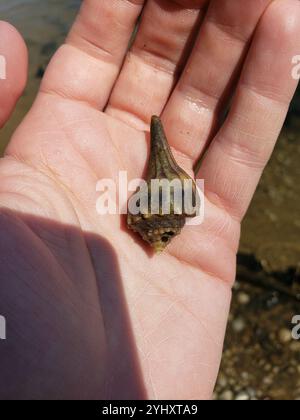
[127,116,199,252]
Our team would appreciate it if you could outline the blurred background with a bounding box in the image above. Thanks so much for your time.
[0,0,299,400]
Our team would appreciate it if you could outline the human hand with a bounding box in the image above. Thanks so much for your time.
[0,21,27,127]
[0,0,299,399]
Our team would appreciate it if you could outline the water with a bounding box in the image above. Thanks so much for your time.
[0,0,80,43]
[0,0,81,154]
[0,0,80,20]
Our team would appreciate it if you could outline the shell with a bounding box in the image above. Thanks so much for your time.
[127,116,199,253]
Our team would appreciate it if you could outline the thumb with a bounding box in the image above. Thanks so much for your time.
[0,21,28,128]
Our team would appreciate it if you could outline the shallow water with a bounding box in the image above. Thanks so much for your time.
[0,0,80,154]
[0,0,299,400]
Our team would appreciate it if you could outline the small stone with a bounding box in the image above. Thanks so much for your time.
[264,364,272,372]
[276,151,285,163]
[247,388,256,399]
[263,376,273,386]
[237,292,250,305]
[218,374,227,388]
[232,318,246,333]
[229,378,236,386]
[278,328,292,344]
[241,372,249,380]
[233,281,240,291]
[256,390,263,398]
[235,392,250,401]
[219,390,234,401]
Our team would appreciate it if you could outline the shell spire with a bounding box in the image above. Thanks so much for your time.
[127,116,199,252]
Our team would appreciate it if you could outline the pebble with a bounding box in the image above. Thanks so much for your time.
[241,372,249,380]
[219,390,234,401]
[278,328,292,344]
[256,391,263,399]
[233,281,240,291]
[218,374,228,388]
[264,364,272,372]
[276,151,286,163]
[235,392,250,401]
[263,376,273,386]
[237,292,250,305]
[232,318,246,333]
[229,378,236,387]
[247,388,257,399]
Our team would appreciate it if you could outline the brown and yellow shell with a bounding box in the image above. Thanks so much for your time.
[127,116,199,253]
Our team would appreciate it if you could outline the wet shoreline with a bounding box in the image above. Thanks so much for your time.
[0,0,80,155]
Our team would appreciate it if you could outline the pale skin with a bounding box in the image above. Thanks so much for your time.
[0,0,299,400]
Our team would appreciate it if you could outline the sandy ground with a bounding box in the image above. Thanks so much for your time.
[215,125,300,400]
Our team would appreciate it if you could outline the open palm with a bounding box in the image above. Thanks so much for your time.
[0,0,299,399]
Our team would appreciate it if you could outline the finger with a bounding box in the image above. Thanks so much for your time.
[0,21,27,128]
[40,0,145,110]
[106,0,208,130]
[161,0,272,162]
[199,0,300,222]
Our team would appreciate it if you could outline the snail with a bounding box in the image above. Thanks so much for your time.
[127,116,200,253]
